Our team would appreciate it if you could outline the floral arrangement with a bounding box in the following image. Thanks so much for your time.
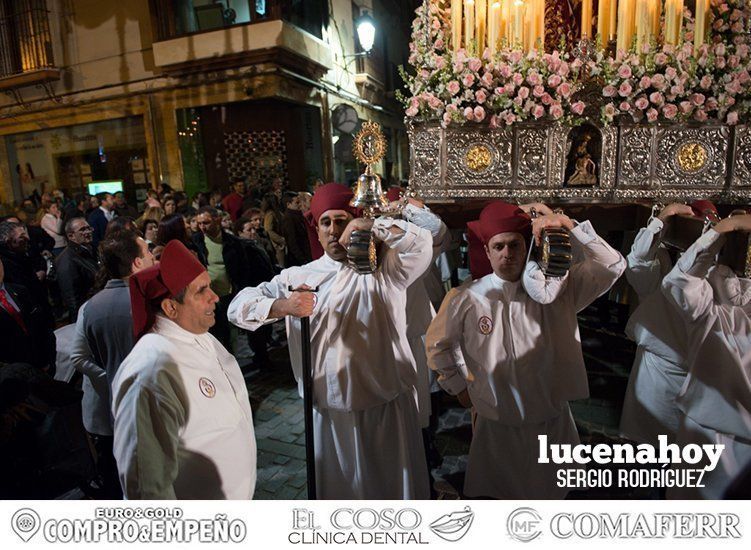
[402,0,751,127]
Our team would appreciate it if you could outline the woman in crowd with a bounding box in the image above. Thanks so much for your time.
[162,196,177,216]
[156,213,203,263]
[40,202,66,256]
[140,218,159,251]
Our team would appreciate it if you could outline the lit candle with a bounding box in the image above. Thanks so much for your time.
[617,0,635,53]
[597,0,610,48]
[465,0,475,51]
[536,0,545,50]
[500,0,509,43]
[581,0,593,38]
[476,0,487,52]
[511,0,524,48]
[694,0,708,53]
[452,0,463,52]
[675,0,684,44]
[489,1,501,54]
[635,0,651,54]
[608,0,617,40]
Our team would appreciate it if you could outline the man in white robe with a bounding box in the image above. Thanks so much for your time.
[662,213,751,499]
[228,183,432,499]
[426,201,625,499]
[112,240,256,499]
[620,202,711,445]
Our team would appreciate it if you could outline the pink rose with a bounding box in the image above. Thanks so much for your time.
[541,93,553,105]
[635,97,649,110]
[651,74,666,90]
[694,109,708,121]
[447,81,460,96]
[662,104,678,119]
[532,104,545,119]
[463,107,474,120]
[705,97,719,110]
[475,89,488,104]
[527,72,541,86]
[406,105,418,117]
[665,67,677,80]
[434,39,444,50]
[499,64,513,78]
[504,112,517,124]
[603,103,617,118]
[646,108,658,122]
[571,101,586,115]
[603,85,617,97]
[442,112,452,125]
[557,82,573,98]
[700,75,713,89]
[620,101,632,112]
[548,74,562,87]
[453,61,465,73]
[435,56,446,70]
[481,72,494,87]
[691,93,706,106]
[462,74,475,87]
[428,96,443,109]
[715,43,726,57]
[649,91,665,106]
[557,62,570,77]
[549,103,564,119]
[518,86,530,99]
[473,106,486,121]
[533,85,545,98]
[504,82,516,94]
[654,52,668,65]
[512,72,524,86]
[468,58,483,72]
[638,76,651,90]
[618,64,632,79]
[618,82,633,97]
[679,101,693,114]
[727,111,740,125]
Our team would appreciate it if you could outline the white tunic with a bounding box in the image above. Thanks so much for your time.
[662,229,751,498]
[426,221,625,498]
[228,218,433,499]
[401,204,449,427]
[620,217,689,444]
[111,316,256,499]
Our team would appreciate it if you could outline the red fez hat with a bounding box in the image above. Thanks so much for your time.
[129,240,206,340]
[386,187,402,202]
[690,200,718,219]
[304,183,360,260]
[466,201,532,279]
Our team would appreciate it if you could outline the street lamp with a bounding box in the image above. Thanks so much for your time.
[355,12,376,54]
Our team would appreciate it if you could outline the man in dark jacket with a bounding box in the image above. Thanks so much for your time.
[281,192,311,266]
[0,257,56,370]
[87,192,115,250]
[56,217,98,322]
[113,192,137,219]
[0,221,49,312]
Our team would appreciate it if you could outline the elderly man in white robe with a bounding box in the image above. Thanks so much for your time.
[662,213,751,499]
[112,240,256,499]
[426,201,626,499]
[228,183,433,499]
[619,202,717,445]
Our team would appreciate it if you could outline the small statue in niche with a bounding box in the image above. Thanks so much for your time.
[565,125,601,187]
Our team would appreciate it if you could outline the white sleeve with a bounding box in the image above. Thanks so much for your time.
[400,203,450,260]
[69,304,108,393]
[662,229,724,322]
[114,377,184,500]
[374,218,434,290]
[227,271,289,331]
[626,217,667,297]
[566,220,627,312]
[522,258,569,305]
[426,289,468,395]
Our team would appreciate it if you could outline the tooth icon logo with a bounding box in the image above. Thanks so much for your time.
[429,506,474,542]
[12,509,40,542]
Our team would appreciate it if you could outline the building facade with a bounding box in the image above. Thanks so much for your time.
[0,0,417,208]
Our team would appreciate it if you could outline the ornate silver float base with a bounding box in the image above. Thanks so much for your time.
[407,120,751,204]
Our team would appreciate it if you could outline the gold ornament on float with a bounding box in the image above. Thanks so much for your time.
[676,142,708,173]
[353,121,387,167]
[465,144,493,172]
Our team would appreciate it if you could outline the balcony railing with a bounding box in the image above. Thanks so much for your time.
[151,0,326,41]
[0,0,55,80]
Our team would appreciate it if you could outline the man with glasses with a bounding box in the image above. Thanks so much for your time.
[56,217,98,322]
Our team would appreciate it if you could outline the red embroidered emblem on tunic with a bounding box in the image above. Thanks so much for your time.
[478,316,493,335]
[198,377,216,398]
